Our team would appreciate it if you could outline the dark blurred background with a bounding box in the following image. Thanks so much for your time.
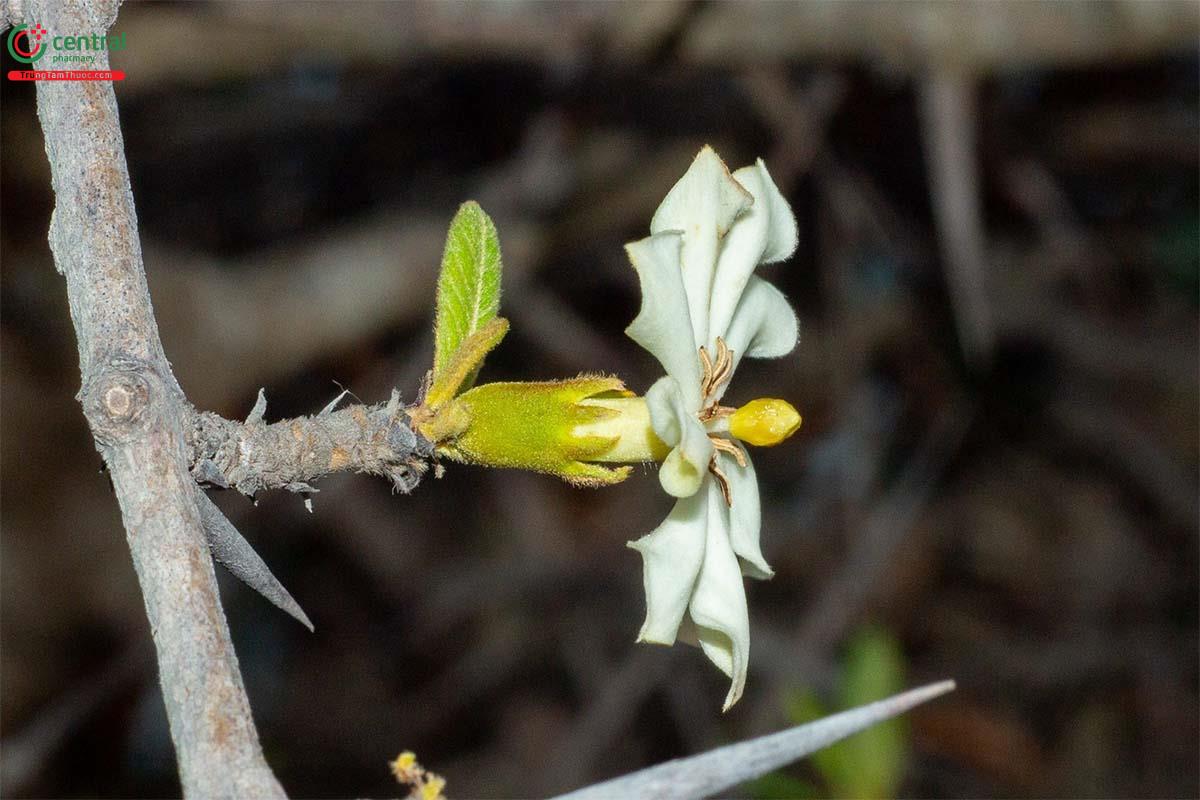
[2,2,1197,798]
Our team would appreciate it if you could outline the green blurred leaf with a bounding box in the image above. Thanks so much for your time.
[785,688,826,727]
[433,201,503,389]
[1154,216,1199,303]
[827,626,909,799]
[783,626,909,799]
[746,771,823,799]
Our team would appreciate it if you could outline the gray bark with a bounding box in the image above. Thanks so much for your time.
[22,0,288,795]
[187,389,432,498]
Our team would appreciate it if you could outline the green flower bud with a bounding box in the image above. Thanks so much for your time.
[433,375,640,487]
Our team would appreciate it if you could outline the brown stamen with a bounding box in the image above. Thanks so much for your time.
[710,337,733,390]
[698,337,736,406]
[710,435,747,467]
[698,404,737,423]
[698,345,714,394]
[709,457,733,506]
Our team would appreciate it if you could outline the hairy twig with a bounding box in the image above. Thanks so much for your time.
[187,389,432,497]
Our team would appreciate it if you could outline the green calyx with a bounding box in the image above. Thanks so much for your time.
[434,375,641,487]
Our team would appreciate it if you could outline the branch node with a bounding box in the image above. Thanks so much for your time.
[80,357,157,446]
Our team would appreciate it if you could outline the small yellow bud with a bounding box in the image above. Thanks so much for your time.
[421,775,447,800]
[390,751,417,781]
[730,398,801,447]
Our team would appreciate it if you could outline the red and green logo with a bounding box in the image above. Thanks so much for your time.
[7,23,48,63]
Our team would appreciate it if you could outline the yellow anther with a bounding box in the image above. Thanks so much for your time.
[730,398,801,447]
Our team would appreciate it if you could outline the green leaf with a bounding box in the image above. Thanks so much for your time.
[425,317,509,410]
[745,772,822,799]
[433,201,503,387]
[788,626,908,799]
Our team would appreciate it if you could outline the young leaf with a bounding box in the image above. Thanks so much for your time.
[433,201,503,383]
[424,317,510,410]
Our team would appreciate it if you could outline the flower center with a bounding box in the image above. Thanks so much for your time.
[694,339,804,506]
[697,337,743,506]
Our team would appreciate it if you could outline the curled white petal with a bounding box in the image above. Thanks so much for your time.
[686,480,752,711]
[625,233,702,409]
[660,446,710,499]
[718,276,799,396]
[650,146,752,347]
[708,161,799,345]
[751,159,799,264]
[721,450,774,580]
[646,377,714,498]
[644,376,685,446]
[627,491,707,645]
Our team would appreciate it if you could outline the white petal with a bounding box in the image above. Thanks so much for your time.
[651,147,751,239]
[660,444,711,499]
[651,147,753,347]
[627,491,707,645]
[625,233,702,407]
[688,480,752,711]
[716,276,798,401]
[646,377,714,498]
[708,161,799,345]
[644,376,685,446]
[752,159,799,264]
[721,450,774,580]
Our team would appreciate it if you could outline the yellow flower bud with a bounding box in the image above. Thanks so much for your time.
[389,751,418,782]
[421,776,447,800]
[729,398,801,447]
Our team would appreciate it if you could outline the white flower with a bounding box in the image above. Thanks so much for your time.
[624,146,801,710]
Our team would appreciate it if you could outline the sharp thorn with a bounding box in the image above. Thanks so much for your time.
[245,388,267,426]
[195,489,314,631]
[191,458,230,489]
[319,389,350,416]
